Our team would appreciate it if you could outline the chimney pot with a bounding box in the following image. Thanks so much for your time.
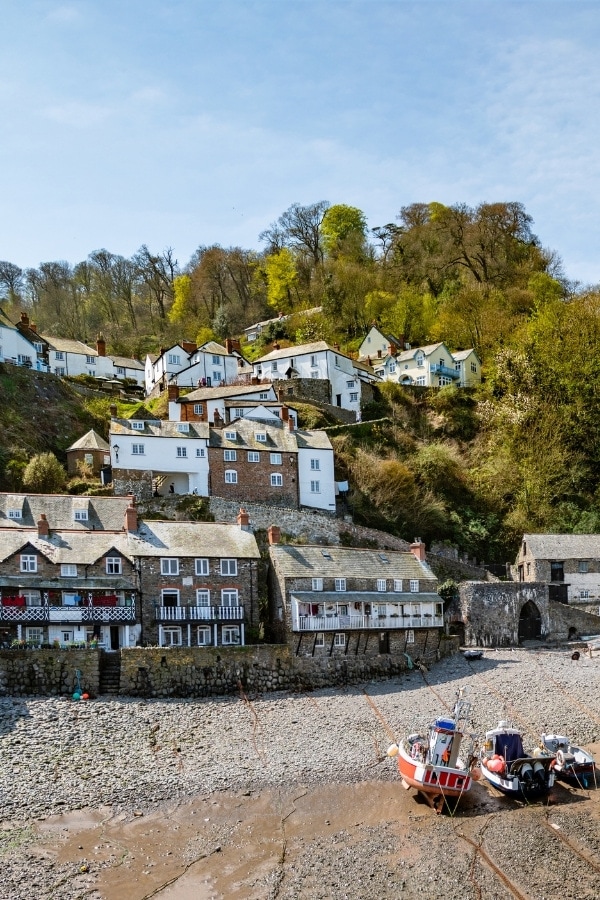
[20,311,29,325]
[30,322,37,333]
[125,495,138,533]
[96,334,106,356]
[167,384,179,401]
[268,525,281,545]
[409,538,426,562]
[37,513,49,538]
[288,416,294,432]
[273,342,280,350]
[280,405,289,422]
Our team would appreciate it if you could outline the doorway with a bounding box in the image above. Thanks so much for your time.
[110,625,120,650]
[518,600,542,642]
[379,632,390,654]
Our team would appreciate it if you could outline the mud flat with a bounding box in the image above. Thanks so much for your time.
[2,647,600,899]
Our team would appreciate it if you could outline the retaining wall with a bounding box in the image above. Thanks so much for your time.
[0,650,100,696]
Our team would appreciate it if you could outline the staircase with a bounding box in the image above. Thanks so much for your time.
[99,652,121,695]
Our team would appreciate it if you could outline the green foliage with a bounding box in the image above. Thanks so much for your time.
[264,249,298,311]
[22,452,66,493]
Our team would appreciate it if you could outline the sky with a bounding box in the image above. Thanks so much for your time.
[1,0,599,284]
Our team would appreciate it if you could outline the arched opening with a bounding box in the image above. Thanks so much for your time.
[448,622,465,644]
[518,600,542,643]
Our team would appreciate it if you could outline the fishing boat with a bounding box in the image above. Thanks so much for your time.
[480,720,555,799]
[536,733,596,788]
[387,688,478,813]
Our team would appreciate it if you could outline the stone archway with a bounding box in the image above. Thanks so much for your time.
[518,600,542,642]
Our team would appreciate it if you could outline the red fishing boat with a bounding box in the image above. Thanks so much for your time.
[388,689,478,812]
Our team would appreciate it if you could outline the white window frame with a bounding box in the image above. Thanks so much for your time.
[132,443,145,455]
[393,579,403,592]
[193,403,204,415]
[161,558,179,576]
[255,432,267,443]
[334,578,346,592]
[346,380,355,388]
[247,451,260,462]
[197,626,211,645]
[270,452,282,465]
[73,510,88,521]
[106,557,122,575]
[196,589,211,606]
[406,629,415,644]
[55,350,64,360]
[196,447,205,457]
[195,558,209,576]
[167,353,181,365]
[389,362,396,374]
[221,589,239,607]
[310,458,320,470]
[334,633,346,647]
[272,361,278,372]
[26,627,44,645]
[222,626,240,645]
[377,578,387,592]
[86,355,96,365]
[349,392,358,402]
[162,626,182,646]
[176,446,187,458]
[61,564,78,577]
[177,422,190,433]
[410,579,419,593]
[224,430,237,440]
[271,473,283,487]
[21,554,37,573]
[220,559,237,576]
[310,480,320,493]
[416,376,426,386]
[315,632,325,647]
[224,449,237,461]
[225,469,238,483]
[131,421,144,430]
[8,509,21,519]
[312,578,323,591]
[212,355,221,365]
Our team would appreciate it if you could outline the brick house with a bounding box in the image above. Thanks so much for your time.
[268,532,443,657]
[66,429,110,476]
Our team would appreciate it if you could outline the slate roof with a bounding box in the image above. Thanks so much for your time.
[0,531,135,566]
[126,405,162,421]
[110,420,210,439]
[522,534,600,560]
[179,383,276,402]
[0,494,132,531]
[210,418,299,452]
[270,545,437,582]
[396,342,446,363]
[127,521,260,559]
[41,335,97,356]
[452,349,480,362]
[108,355,144,370]
[289,591,441,603]
[196,341,230,356]
[67,429,110,452]
[256,341,334,362]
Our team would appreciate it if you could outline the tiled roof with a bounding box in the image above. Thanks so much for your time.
[270,545,437,582]
[295,430,333,450]
[0,531,135,565]
[0,493,132,531]
[521,534,600,560]
[41,335,97,355]
[396,342,445,363]
[108,355,144,370]
[451,349,479,362]
[110,420,210,439]
[67,429,110,452]
[210,418,299,451]
[179,383,276,402]
[196,341,230,356]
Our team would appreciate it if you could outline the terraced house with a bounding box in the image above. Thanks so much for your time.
[267,534,443,657]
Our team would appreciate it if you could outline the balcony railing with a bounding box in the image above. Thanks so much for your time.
[0,604,136,623]
[429,363,460,380]
[293,614,443,632]
[156,605,244,622]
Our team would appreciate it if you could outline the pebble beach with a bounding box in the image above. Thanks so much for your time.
[2,646,600,899]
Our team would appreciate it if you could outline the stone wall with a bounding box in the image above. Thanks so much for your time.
[113,468,153,500]
[0,650,100,696]
[547,601,600,641]
[273,377,331,406]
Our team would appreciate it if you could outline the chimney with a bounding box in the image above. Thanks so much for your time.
[213,408,222,426]
[181,340,197,355]
[280,405,289,422]
[237,508,251,531]
[167,384,179,401]
[273,342,280,350]
[268,525,281,545]
[20,311,29,326]
[410,538,426,562]
[225,338,241,354]
[288,416,295,432]
[334,343,340,351]
[377,349,382,358]
[124,495,138,533]
[37,514,49,538]
[109,404,118,418]
[251,376,259,385]
[388,343,398,357]
[367,356,371,366]
[30,322,37,333]
[96,334,106,357]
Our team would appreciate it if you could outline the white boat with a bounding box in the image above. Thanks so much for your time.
[536,733,596,788]
[480,721,555,799]
[387,689,478,813]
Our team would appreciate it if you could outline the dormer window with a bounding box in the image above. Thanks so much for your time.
[255,432,267,443]
[8,509,21,519]
[73,510,88,521]
[416,352,424,368]
[131,421,144,430]
[177,422,189,433]
[225,430,237,441]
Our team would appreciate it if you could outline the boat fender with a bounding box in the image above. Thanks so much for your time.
[387,744,399,758]
[486,755,505,774]
[411,742,423,760]
[521,763,533,782]
[556,749,565,767]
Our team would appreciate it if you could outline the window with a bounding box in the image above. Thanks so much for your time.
[311,371,319,378]
[132,444,145,455]
[212,371,221,383]
[224,449,237,462]
[55,351,64,360]
[167,353,181,365]
[221,589,239,607]
[471,362,477,373]
[579,560,589,573]
[311,355,317,367]
[259,392,269,400]
[410,579,419,592]
[197,626,211,645]
[389,362,396,374]
[223,626,240,645]
[220,559,237,575]
[74,510,88,521]
[196,589,210,606]
[335,578,346,592]
[255,432,267,442]
[272,361,278,372]
[312,578,323,591]
[310,458,320,470]
[315,633,325,647]
[161,589,179,607]
[406,629,415,644]
[8,510,21,519]
[193,403,204,415]
[176,446,187,458]
[377,579,387,592]
[416,376,426,386]
[177,422,189,433]
[416,353,424,368]
[225,470,238,483]
[225,430,237,440]
[26,627,44,646]
[349,392,358,402]
[310,480,320,493]
[86,355,96,365]
[162,626,182,646]
[161,558,179,576]
[247,451,260,462]
[270,452,282,465]
[195,558,209,576]
[61,564,77,577]
[346,380,355,388]
[196,447,205,457]
[106,557,122,575]
[334,633,346,648]
[116,367,125,376]
[393,579,403,592]
[55,367,65,376]
[271,473,283,486]
[334,355,340,368]
[131,421,144,430]
[455,362,461,372]
[551,561,564,582]
[232,407,245,418]
[581,590,590,599]
[526,562,531,575]
[439,376,452,387]
[21,555,37,572]
[212,355,221,365]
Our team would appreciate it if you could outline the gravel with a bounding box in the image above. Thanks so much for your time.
[2,647,600,898]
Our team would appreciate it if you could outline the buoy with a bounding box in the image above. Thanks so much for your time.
[81,693,90,701]
[487,755,505,773]
[387,744,399,757]
[72,692,81,701]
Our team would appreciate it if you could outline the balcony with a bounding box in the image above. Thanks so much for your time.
[155,605,244,622]
[294,613,443,631]
[429,363,460,380]
[0,602,136,623]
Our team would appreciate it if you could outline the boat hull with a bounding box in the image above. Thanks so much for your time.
[397,743,472,798]
[480,757,554,799]
[539,734,596,787]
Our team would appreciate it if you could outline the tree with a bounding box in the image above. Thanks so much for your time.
[22,453,66,493]
[0,261,23,306]
[260,201,330,266]
[321,204,368,259]
[263,248,298,311]
[134,245,178,321]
